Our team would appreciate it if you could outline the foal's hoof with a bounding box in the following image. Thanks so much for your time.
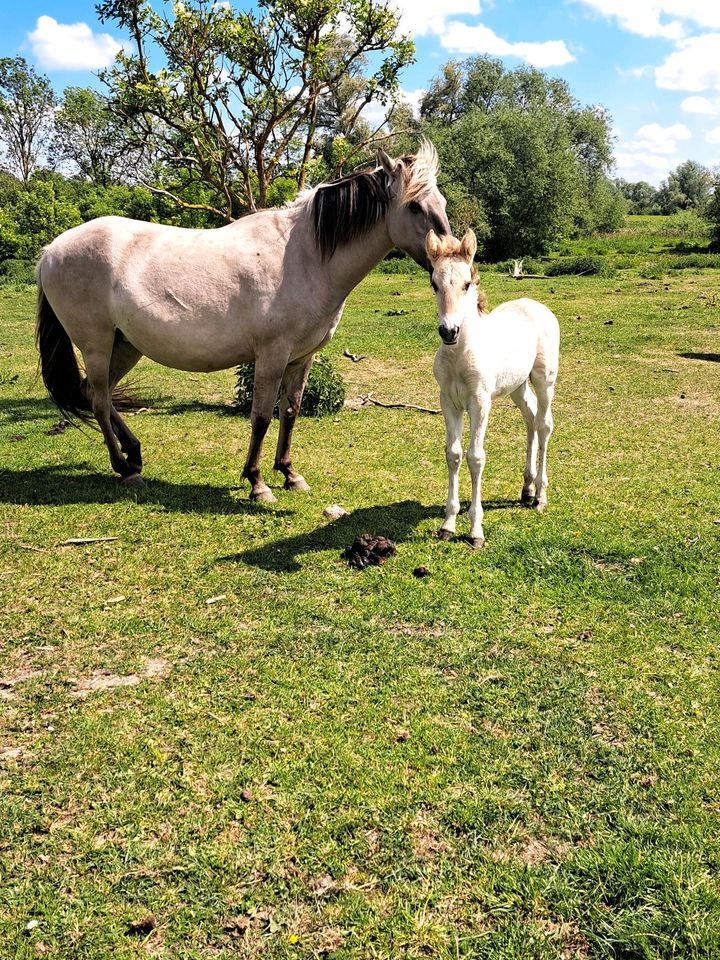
[251,487,277,504]
[435,528,453,541]
[285,476,310,492]
[120,472,144,489]
[520,492,535,507]
[469,536,485,550]
[533,498,547,513]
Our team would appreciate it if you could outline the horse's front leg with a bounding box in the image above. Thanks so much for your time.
[273,354,314,491]
[242,353,288,503]
[438,397,464,540]
[467,395,490,549]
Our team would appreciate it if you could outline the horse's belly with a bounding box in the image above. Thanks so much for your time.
[118,315,254,372]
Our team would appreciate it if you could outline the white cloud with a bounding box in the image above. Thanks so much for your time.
[625,121,692,154]
[439,22,574,67]
[706,126,720,144]
[28,15,122,70]
[681,95,718,114]
[575,1,720,40]
[400,88,426,117]
[614,150,677,184]
[655,34,720,92]
[392,0,480,37]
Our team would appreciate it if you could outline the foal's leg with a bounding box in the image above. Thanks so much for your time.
[438,397,464,540]
[510,380,538,505]
[273,354,314,492]
[467,395,491,548]
[530,374,556,511]
[83,347,140,484]
[242,353,289,503]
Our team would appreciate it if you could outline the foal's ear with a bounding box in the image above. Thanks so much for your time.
[459,229,477,263]
[425,229,442,263]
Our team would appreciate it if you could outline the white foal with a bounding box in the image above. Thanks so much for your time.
[427,229,560,548]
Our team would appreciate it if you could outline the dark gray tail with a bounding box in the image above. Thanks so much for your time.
[36,280,92,421]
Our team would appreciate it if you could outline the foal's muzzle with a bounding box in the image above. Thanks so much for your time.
[439,324,459,345]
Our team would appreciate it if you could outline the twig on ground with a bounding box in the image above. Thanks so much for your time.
[358,392,441,414]
[59,537,120,546]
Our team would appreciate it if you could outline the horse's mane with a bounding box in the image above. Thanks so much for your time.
[312,140,440,260]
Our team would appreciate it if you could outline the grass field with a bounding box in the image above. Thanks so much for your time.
[1,253,720,958]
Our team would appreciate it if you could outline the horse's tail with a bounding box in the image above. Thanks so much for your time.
[36,268,92,421]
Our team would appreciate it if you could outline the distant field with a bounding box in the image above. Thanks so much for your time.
[1,248,720,958]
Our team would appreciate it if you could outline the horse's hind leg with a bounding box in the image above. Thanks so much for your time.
[510,380,538,505]
[83,345,140,484]
[274,354,314,492]
[529,372,556,511]
[109,334,143,474]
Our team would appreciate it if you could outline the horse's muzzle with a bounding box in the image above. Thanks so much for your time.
[439,325,459,345]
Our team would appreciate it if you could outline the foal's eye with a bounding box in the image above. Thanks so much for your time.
[464,282,471,292]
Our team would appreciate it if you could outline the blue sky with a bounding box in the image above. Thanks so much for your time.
[3,0,720,185]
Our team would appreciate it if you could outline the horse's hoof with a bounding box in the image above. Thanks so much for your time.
[533,498,547,513]
[469,536,485,550]
[285,476,310,492]
[120,473,144,489]
[435,528,453,541]
[251,487,277,504]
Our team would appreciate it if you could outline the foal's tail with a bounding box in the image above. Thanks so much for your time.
[36,272,92,421]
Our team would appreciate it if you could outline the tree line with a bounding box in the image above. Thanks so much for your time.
[1,0,717,267]
[616,162,714,216]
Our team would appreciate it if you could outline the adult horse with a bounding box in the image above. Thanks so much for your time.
[36,142,450,502]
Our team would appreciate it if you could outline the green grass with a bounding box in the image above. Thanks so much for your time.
[1,261,720,958]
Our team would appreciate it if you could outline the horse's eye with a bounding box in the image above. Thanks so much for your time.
[409,201,423,214]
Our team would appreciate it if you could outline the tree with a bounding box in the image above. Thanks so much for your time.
[52,87,134,187]
[0,57,56,183]
[421,57,620,259]
[616,178,658,215]
[97,0,414,218]
[657,160,712,214]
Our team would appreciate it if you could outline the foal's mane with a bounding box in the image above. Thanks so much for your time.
[312,141,440,260]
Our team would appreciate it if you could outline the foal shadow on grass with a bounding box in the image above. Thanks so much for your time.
[223,497,518,573]
[678,352,720,364]
[0,463,291,516]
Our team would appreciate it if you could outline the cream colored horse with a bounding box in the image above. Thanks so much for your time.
[36,142,450,501]
[427,229,560,547]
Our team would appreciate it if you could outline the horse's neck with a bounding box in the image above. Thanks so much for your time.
[320,222,394,301]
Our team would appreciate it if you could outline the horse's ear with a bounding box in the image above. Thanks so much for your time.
[425,229,441,263]
[377,148,399,177]
[459,229,477,263]
[378,148,404,197]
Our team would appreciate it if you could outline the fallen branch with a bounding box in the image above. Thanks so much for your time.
[358,392,441,415]
[343,349,367,363]
[59,537,120,546]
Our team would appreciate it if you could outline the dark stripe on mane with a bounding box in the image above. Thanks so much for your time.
[312,169,391,259]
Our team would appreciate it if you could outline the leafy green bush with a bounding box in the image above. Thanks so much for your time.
[234,354,345,417]
[375,256,423,275]
[545,255,615,277]
[666,253,720,270]
[0,258,35,285]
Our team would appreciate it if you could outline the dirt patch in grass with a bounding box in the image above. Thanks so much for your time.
[71,656,172,698]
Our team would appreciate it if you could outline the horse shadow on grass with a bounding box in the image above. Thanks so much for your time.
[678,352,720,364]
[222,497,519,573]
[0,463,292,517]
